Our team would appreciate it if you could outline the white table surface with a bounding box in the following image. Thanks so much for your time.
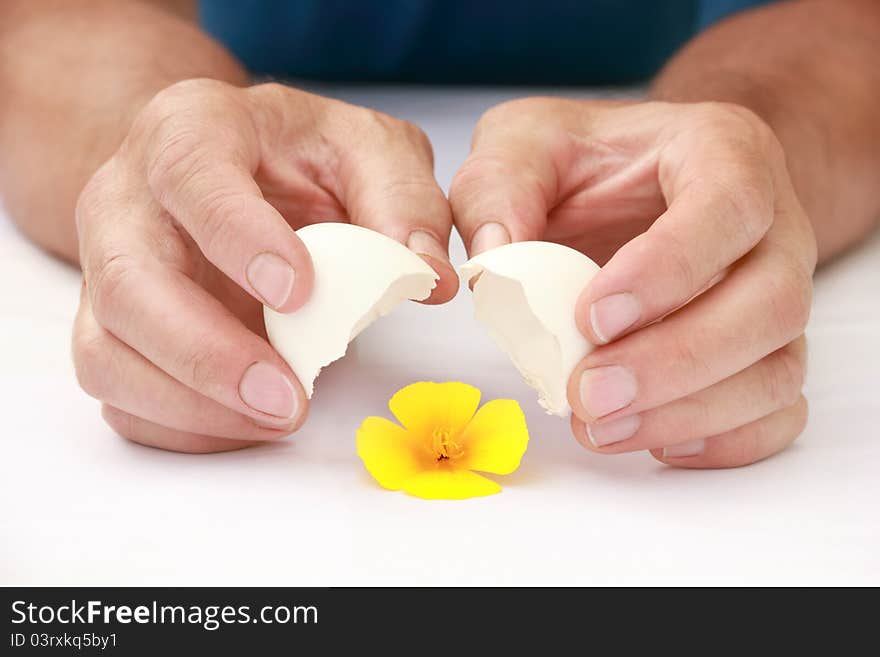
[1,86,878,586]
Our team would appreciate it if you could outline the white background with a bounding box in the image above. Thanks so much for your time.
[1,87,878,585]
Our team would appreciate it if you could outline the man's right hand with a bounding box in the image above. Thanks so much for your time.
[72,79,456,453]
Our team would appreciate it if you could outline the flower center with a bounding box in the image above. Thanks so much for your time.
[431,426,464,462]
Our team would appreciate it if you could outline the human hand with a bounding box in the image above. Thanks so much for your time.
[451,98,816,468]
[73,79,455,452]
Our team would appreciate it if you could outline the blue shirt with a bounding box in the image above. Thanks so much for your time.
[200,0,769,84]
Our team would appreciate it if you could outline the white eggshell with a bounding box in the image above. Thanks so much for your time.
[460,241,599,416]
[264,223,438,397]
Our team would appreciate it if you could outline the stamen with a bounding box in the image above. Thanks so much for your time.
[432,426,464,461]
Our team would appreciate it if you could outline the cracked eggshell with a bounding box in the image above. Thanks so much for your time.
[264,223,438,397]
[460,241,600,416]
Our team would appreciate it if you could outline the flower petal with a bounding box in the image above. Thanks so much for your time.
[458,399,529,475]
[401,469,501,500]
[356,416,430,490]
[388,381,481,440]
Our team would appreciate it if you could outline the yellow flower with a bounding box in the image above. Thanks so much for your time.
[356,382,529,499]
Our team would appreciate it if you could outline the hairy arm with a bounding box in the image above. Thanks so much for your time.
[651,0,880,262]
[0,0,246,262]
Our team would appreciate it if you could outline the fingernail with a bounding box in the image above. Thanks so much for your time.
[579,365,637,419]
[662,438,706,458]
[407,230,449,262]
[239,361,297,419]
[590,293,641,344]
[470,222,510,255]
[246,252,295,309]
[587,414,641,447]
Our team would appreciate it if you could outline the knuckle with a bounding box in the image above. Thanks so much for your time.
[648,230,697,295]
[724,103,782,157]
[449,154,493,197]
[476,97,553,129]
[87,252,138,326]
[448,156,498,209]
[766,344,806,408]
[352,106,433,151]
[666,240,697,294]
[190,190,247,255]
[134,84,197,146]
[692,101,782,165]
[668,333,710,395]
[677,393,714,436]
[376,177,443,206]
[768,261,813,338]
[145,127,204,200]
[451,152,535,198]
[74,164,112,236]
[687,102,734,133]
[449,152,549,226]
[137,89,178,129]
[473,99,561,147]
[451,152,489,185]
[177,341,226,395]
[248,81,291,106]
[401,119,434,161]
[139,84,245,199]
[692,101,766,137]
[143,79,229,120]
[708,168,774,240]
[351,106,399,136]
[248,83,305,135]
[72,330,110,400]
[246,82,306,140]
[475,101,519,132]
[683,123,775,242]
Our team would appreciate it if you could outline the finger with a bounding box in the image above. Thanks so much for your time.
[77,189,310,427]
[577,105,784,345]
[102,405,258,454]
[449,109,569,256]
[73,294,294,441]
[141,83,314,313]
[571,336,806,453]
[329,104,457,303]
[649,394,808,469]
[567,225,812,423]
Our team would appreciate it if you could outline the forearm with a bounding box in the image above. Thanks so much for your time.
[0,0,247,263]
[651,0,880,263]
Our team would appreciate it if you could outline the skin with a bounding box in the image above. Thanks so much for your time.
[0,0,456,453]
[452,0,880,468]
[1,1,878,464]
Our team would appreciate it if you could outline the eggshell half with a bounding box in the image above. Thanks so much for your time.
[460,241,600,416]
[264,223,438,397]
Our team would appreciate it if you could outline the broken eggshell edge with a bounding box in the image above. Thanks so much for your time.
[264,223,438,398]
[460,241,600,416]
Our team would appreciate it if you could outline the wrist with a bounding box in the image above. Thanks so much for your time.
[0,0,249,264]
